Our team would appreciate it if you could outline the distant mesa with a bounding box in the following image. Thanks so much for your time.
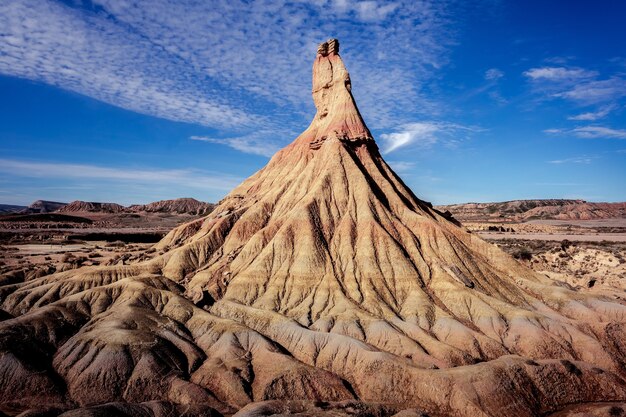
[19,199,67,214]
[129,198,214,215]
[437,199,626,222]
[0,198,215,217]
[58,200,126,214]
[0,204,27,214]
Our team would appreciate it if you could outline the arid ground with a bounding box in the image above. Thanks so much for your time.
[1,40,625,417]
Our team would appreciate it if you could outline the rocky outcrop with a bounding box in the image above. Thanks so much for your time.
[20,200,67,214]
[0,204,26,214]
[130,198,214,215]
[52,198,214,215]
[58,200,126,213]
[1,39,626,417]
[436,199,626,222]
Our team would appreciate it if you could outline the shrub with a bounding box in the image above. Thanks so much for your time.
[560,359,582,376]
[513,247,532,261]
[106,240,126,248]
[61,253,75,263]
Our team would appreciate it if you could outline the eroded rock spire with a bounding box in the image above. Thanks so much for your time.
[303,38,373,149]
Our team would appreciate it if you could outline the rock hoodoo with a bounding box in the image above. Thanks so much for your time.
[1,40,626,417]
[308,38,372,150]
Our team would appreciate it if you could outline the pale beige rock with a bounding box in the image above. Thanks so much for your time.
[1,39,626,417]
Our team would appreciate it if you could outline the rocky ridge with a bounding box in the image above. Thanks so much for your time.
[129,198,214,215]
[19,200,67,214]
[436,199,626,222]
[58,200,127,213]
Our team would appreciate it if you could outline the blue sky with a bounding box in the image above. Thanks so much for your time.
[1,0,625,206]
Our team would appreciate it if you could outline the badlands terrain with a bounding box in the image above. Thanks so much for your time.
[1,39,626,417]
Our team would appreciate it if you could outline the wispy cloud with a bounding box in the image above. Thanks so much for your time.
[0,0,456,147]
[380,121,481,153]
[567,104,616,121]
[0,158,242,191]
[349,1,399,22]
[545,126,626,139]
[484,68,504,80]
[0,1,260,130]
[524,65,626,107]
[547,156,597,164]
[554,77,626,105]
[190,135,281,157]
[523,66,597,81]
[387,161,415,173]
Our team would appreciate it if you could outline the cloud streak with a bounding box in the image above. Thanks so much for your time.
[567,105,616,121]
[190,135,282,157]
[0,158,243,191]
[524,67,597,82]
[380,121,481,153]
[545,126,626,139]
[547,156,596,164]
[524,65,626,108]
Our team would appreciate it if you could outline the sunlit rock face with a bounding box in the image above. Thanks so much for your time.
[1,39,626,417]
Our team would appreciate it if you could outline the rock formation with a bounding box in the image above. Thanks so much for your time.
[58,200,127,213]
[129,198,214,215]
[436,199,626,222]
[19,199,67,214]
[1,39,625,417]
[54,198,213,215]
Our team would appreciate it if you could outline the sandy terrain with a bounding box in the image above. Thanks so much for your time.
[479,231,626,241]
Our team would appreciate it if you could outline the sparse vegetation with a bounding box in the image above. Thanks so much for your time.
[513,247,532,261]
[560,359,582,376]
[560,239,572,251]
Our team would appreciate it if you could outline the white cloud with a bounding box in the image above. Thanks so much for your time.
[190,135,282,157]
[485,68,504,80]
[380,122,480,153]
[329,0,398,22]
[523,67,597,81]
[554,78,626,105]
[387,161,415,173]
[544,126,626,139]
[547,156,596,164]
[524,66,626,107]
[0,1,259,130]
[354,1,399,22]
[0,0,456,145]
[567,105,615,121]
[571,126,626,139]
[0,158,242,191]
